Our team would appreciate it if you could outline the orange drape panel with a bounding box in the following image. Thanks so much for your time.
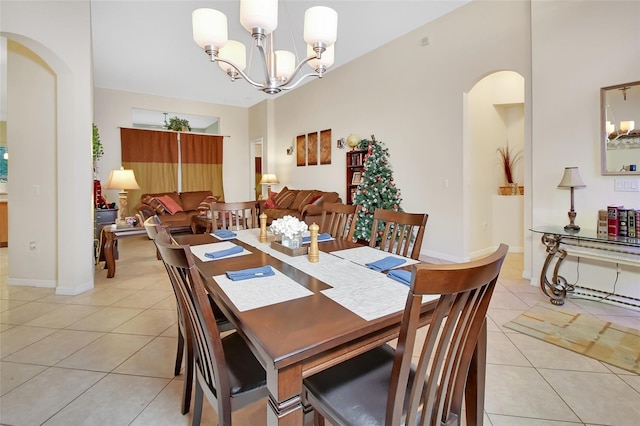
[180,133,224,200]
[120,128,178,214]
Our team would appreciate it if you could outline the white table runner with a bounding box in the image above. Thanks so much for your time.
[329,246,420,269]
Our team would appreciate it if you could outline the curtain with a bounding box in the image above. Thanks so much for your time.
[120,128,178,214]
[180,133,224,200]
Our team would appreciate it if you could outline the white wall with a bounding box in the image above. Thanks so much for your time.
[2,0,94,294]
[264,0,531,262]
[93,88,251,203]
[530,0,640,298]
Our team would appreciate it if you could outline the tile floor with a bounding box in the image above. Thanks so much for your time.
[1,236,640,425]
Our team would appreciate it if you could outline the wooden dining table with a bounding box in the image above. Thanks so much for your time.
[173,232,486,426]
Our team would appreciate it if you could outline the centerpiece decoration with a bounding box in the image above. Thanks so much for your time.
[270,215,309,256]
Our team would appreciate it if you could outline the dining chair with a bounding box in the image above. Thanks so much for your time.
[319,202,357,240]
[369,208,428,260]
[210,201,259,231]
[155,232,267,425]
[303,244,509,426]
[154,228,235,416]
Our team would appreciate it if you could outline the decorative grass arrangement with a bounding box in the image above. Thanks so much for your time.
[497,143,522,184]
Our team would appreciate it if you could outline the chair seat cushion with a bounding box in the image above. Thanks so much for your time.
[304,344,415,426]
[222,332,267,395]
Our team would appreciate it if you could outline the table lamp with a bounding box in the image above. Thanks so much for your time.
[557,167,586,232]
[259,173,279,194]
[104,167,140,228]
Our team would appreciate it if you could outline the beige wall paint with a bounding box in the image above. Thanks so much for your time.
[269,0,531,261]
[93,88,251,203]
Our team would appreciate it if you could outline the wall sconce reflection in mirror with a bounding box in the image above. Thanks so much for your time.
[286,146,294,155]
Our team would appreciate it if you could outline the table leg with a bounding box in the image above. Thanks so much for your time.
[465,319,486,426]
[539,233,570,305]
[266,364,304,426]
[103,230,117,278]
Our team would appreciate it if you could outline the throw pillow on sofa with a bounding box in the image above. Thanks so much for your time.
[273,187,296,209]
[143,196,166,215]
[156,194,184,215]
[197,195,221,213]
[264,191,278,209]
[290,190,315,211]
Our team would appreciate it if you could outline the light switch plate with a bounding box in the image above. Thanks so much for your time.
[614,178,640,192]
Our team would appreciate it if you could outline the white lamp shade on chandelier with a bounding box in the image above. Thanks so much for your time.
[192,0,338,94]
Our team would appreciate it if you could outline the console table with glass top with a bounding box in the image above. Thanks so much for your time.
[531,226,640,307]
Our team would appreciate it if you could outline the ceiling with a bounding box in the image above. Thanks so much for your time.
[91,1,470,113]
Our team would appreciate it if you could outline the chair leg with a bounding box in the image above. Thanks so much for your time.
[182,334,194,415]
[313,411,325,426]
[192,380,204,426]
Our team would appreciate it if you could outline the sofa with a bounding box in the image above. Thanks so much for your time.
[257,187,341,225]
[135,190,218,231]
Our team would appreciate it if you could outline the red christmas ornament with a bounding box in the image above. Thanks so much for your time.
[378,231,383,236]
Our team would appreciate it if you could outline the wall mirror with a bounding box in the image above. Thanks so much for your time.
[601,81,640,175]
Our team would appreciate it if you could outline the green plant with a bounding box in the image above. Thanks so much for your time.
[92,123,104,167]
[166,116,191,132]
[497,142,522,184]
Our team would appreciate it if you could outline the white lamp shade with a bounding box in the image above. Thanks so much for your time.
[620,121,635,132]
[104,168,140,191]
[307,44,334,70]
[304,6,338,46]
[192,8,228,49]
[275,50,295,80]
[259,173,279,185]
[240,0,278,34]
[557,167,586,188]
[218,40,247,72]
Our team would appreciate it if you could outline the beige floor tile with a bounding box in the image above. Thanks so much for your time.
[0,367,105,426]
[619,374,640,393]
[114,336,178,378]
[0,325,57,358]
[1,286,55,301]
[110,289,173,309]
[485,364,580,422]
[506,333,610,373]
[69,287,138,306]
[151,294,178,310]
[0,361,47,396]
[0,301,64,325]
[571,298,640,317]
[56,333,154,372]
[488,414,583,425]
[594,314,640,329]
[24,304,103,328]
[42,373,169,426]
[539,369,640,425]
[0,298,27,312]
[487,331,531,367]
[487,308,526,332]
[130,379,193,426]
[160,322,179,338]
[66,306,144,332]
[0,323,14,332]
[488,291,530,310]
[4,329,104,366]
[498,278,539,294]
[513,291,555,307]
[111,308,177,335]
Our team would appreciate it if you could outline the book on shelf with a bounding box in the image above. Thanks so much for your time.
[607,205,623,236]
[618,209,629,237]
[628,209,638,238]
[597,209,608,237]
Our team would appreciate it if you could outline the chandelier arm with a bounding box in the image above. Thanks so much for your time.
[277,55,319,87]
[254,35,276,87]
[279,71,322,91]
[209,55,266,89]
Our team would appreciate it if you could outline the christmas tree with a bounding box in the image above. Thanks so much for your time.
[351,135,404,242]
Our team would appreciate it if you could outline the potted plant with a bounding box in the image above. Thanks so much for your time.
[497,142,522,195]
[92,123,104,174]
[166,116,191,132]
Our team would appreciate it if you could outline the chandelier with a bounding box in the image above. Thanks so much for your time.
[192,0,337,94]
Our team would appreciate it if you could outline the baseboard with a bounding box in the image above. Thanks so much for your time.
[55,280,94,295]
[6,277,56,288]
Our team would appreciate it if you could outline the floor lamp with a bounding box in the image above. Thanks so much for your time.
[104,167,140,228]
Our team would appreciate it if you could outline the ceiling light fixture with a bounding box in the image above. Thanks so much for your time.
[192,0,337,94]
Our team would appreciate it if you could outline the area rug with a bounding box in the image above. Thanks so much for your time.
[505,304,640,374]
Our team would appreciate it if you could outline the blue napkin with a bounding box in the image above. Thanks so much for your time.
[366,256,407,271]
[387,269,412,286]
[226,265,275,281]
[214,229,237,239]
[204,245,243,259]
[302,233,332,243]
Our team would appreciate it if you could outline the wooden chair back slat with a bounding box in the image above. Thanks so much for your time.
[210,201,259,231]
[369,208,428,260]
[319,202,358,240]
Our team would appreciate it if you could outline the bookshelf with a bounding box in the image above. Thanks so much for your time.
[346,149,366,204]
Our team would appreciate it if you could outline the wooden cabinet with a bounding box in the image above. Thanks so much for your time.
[0,201,7,247]
[346,150,367,205]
